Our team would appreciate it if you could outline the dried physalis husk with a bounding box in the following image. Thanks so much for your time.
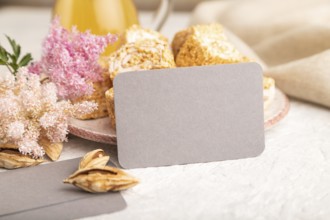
[79,149,110,169]
[38,138,63,161]
[0,143,19,150]
[0,150,44,169]
[63,166,139,193]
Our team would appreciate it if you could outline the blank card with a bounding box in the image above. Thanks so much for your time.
[114,63,265,168]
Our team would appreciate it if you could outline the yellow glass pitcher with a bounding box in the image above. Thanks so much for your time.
[53,0,172,54]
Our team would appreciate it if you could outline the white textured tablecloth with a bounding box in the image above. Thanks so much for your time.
[1,7,330,220]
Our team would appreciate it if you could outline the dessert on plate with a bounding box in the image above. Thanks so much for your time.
[106,26,176,128]
[74,25,170,120]
[72,73,112,120]
[104,24,275,129]
[172,23,250,67]
[119,24,168,46]
[263,76,276,109]
[172,23,275,109]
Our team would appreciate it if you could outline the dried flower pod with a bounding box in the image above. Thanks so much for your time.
[79,149,110,169]
[38,138,63,161]
[0,143,19,150]
[63,166,139,193]
[0,150,44,169]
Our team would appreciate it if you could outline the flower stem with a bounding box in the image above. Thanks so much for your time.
[4,64,15,75]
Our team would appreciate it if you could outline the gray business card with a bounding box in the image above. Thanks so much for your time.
[0,158,126,219]
[114,63,265,168]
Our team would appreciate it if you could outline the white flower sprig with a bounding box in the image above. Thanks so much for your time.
[0,68,97,158]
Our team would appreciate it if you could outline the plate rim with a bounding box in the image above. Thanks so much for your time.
[68,122,117,144]
[264,89,290,130]
[69,88,290,144]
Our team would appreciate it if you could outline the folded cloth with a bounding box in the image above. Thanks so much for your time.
[191,0,330,108]
[266,50,330,107]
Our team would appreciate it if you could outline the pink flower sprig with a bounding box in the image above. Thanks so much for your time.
[0,68,97,158]
[29,18,117,100]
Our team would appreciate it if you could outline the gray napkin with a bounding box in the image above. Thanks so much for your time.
[0,158,126,219]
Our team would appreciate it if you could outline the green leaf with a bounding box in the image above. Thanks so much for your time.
[9,63,18,73]
[18,53,33,67]
[0,35,33,76]
[0,46,8,62]
[5,35,20,57]
[16,45,21,58]
[8,53,17,63]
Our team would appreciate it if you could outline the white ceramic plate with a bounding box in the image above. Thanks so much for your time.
[68,88,289,144]
[264,88,290,129]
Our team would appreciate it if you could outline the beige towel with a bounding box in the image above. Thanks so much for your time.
[191,0,330,108]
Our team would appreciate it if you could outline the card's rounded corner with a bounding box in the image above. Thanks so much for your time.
[247,61,263,72]
[252,142,266,158]
[116,150,133,169]
[113,71,129,89]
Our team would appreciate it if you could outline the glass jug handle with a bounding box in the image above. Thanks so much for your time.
[151,0,173,31]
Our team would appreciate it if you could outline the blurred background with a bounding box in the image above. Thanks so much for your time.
[0,0,207,11]
[0,0,202,64]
